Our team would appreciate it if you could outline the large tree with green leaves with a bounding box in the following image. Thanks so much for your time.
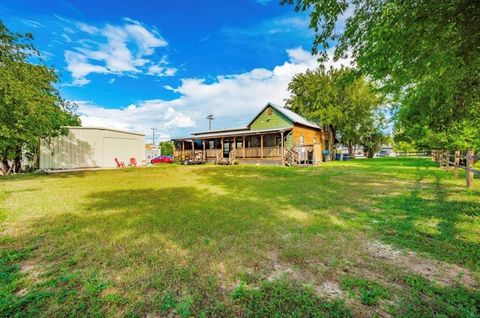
[282,0,480,154]
[160,141,174,156]
[285,67,385,158]
[0,21,80,174]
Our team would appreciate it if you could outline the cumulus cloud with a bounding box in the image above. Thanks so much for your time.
[76,47,351,140]
[65,18,173,85]
[146,55,177,77]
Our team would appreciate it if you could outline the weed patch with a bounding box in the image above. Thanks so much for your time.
[232,279,352,317]
[340,277,389,306]
[394,274,480,317]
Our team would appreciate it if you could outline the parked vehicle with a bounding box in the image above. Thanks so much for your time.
[378,150,388,157]
[151,155,173,164]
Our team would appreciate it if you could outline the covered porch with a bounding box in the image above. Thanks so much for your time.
[173,128,294,164]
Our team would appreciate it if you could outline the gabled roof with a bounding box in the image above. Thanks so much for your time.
[247,102,321,130]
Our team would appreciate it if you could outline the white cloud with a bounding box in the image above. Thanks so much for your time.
[65,18,172,85]
[76,47,351,139]
[64,51,110,85]
[256,0,273,5]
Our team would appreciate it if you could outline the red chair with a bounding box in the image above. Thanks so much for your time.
[115,158,125,168]
[129,157,137,167]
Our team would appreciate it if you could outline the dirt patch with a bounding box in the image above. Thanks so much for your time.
[366,241,478,289]
[266,250,345,300]
[101,287,119,298]
[20,261,44,281]
[16,288,28,297]
[314,281,344,298]
[266,250,299,281]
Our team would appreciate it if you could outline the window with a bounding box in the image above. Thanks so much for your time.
[299,135,304,146]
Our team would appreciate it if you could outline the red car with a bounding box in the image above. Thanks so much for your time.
[151,155,173,164]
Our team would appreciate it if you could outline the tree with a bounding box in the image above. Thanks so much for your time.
[358,117,387,158]
[282,0,480,152]
[285,67,385,158]
[0,21,80,175]
[160,141,174,156]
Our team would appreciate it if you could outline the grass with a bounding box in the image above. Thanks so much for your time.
[0,158,479,317]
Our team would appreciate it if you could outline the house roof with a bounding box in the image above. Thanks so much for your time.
[247,102,321,130]
[171,102,320,140]
[172,127,291,141]
[192,127,247,136]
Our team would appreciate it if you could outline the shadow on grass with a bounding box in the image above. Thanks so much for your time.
[370,172,480,270]
[197,159,480,270]
[3,158,479,317]
[7,186,304,316]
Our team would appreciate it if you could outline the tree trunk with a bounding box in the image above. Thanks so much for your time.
[1,159,10,175]
[13,146,23,173]
[13,156,22,173]
[348,141,354,158]
[328,125,336,161]
[366,148,375,158]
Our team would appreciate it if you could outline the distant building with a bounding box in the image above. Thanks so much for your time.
[145,144,160,161]
[40,127,145,170]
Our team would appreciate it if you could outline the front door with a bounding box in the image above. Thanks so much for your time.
[223,138,232,158]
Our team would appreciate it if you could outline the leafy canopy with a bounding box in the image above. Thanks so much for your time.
[0,21,80,169]
[286,67,385,156]
[282,0,480,150]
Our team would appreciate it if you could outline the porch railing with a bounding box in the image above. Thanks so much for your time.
[206,149,222,159]
[233,147,281,158]
[175,146,283,161]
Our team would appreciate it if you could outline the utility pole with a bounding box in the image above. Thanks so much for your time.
[151,128,157,146]
[206,114,214,130]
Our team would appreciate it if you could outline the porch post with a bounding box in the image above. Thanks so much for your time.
[221,137,224,154]
[202,140,206,161]
[232,137,236,160]
[281,131,284,165]
[191,141,195,160]
[243,136,246,158]
[182,141,185,160]
[260,134,264,159]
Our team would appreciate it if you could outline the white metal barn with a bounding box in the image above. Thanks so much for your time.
[40,127,145,170]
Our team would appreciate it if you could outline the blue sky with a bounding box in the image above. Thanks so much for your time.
[1,0,350,142]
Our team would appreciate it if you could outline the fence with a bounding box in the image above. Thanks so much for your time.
[395,151,431,157]
[432,150,479,188]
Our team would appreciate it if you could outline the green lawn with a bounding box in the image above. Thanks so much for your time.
[1,158,479,317]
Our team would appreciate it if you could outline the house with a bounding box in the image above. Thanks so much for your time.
[145,144,160,161]
[40,127,146,170]
[172,103,326,165]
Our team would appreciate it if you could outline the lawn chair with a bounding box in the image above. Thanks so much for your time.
[129,157,137,167]
[115,158,125,168]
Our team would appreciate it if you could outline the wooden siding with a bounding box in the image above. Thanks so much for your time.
[250,106,293,130]
[292,124,323,146]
